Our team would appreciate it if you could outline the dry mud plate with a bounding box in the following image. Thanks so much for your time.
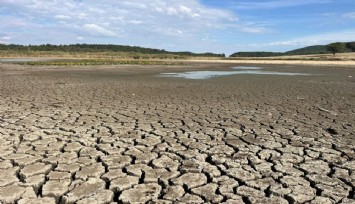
[0,63,354,204]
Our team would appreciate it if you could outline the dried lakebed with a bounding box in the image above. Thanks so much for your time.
[0,63,354,204]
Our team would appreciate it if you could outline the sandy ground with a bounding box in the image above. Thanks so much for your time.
[0,63,354,203]
[184,59,355,67]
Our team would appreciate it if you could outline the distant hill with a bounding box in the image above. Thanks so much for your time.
[0,43,225,58]
[286,45,330,55]
[230,42,355,57]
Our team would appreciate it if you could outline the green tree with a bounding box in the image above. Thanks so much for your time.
[327,42,346,55]
[346,42,355,51]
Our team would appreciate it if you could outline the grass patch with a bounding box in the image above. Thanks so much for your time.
[16,59,186,66]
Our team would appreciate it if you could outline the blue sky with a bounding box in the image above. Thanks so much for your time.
[0,0,354,55]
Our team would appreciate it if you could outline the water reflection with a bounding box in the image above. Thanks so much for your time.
[161,66,310,79]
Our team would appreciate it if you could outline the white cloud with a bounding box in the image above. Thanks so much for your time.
[54,15,71,20]
[233,30,355,52]
[1,0,264,50]
[128,20,143,25]
[1,16,28,27]
[83,24,116,37]
[2,0,343,53]
[0,34,12,44]
[239,27,268,34]
[0,0,242,36]
[343,12,355,19]
[156,5,201,18]
[1,36,11,40]
[267,30,355,47]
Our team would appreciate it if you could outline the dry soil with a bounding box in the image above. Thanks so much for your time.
[0,63,354,204]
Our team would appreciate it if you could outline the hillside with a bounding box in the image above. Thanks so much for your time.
[230,42,355,57]
[0,44,225,58]
[285,45,330,55]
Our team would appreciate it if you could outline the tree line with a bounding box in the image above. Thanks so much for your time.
[327,42,355,55]
[0,44,225,57]
[230,42,355,57]
[229,51,284,57]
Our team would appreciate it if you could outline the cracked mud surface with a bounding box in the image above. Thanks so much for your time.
[0,63,354,203]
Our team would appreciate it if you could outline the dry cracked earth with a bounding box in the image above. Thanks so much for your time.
[0,63,354,204]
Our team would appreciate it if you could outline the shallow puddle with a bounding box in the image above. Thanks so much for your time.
[160,66,311,79]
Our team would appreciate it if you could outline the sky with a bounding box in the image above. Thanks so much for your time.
[1,0,355,55]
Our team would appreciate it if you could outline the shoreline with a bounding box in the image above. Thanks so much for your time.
[1,57,355,67]
[182,59,355,67]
